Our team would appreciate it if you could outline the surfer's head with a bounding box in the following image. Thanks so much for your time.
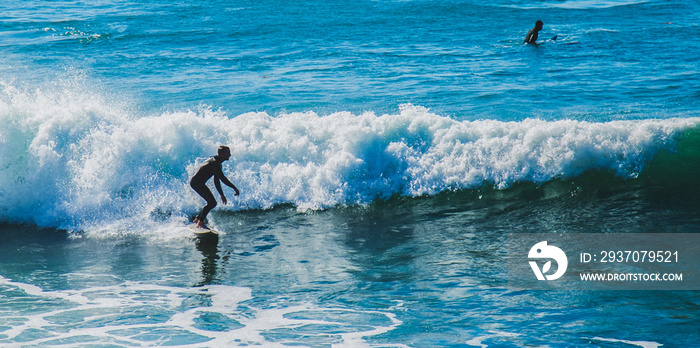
[535,20,543,30]
[217,145,231,161]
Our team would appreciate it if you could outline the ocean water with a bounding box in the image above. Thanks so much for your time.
[1,0,699,346]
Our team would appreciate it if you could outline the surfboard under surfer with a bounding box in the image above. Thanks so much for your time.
[524,20,544,44]
[190,146,240,229]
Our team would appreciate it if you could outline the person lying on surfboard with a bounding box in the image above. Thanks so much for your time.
[524,20,544,44]
[190,145,240,229]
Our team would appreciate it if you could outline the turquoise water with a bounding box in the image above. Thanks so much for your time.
[1,0,699,346]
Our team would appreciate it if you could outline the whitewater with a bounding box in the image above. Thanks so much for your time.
[1,0,699,346]
[2,80,697,234]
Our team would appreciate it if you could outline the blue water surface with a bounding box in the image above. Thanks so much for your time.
[1,0,699,347]
[2,0,698,119]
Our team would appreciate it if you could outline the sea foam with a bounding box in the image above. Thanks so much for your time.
[1,79,698,233]
[0,275,400,347]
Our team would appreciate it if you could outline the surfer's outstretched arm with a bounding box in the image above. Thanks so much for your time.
[213,169,239,206]
[219,175,239,196]
[214,176,238,205]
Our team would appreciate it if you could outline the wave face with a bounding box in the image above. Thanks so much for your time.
[1,81,698,233]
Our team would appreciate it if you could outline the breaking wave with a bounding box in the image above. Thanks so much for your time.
[1,78,698,234]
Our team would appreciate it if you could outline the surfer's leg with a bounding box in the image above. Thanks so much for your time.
[191,182,217,225]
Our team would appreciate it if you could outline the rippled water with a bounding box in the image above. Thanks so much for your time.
[1,0,699,346]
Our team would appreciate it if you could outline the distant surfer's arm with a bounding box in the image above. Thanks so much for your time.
[524,29,537,44]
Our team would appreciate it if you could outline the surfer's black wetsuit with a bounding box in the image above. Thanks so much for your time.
[190,156,238,222]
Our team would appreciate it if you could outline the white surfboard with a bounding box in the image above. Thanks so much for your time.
[189,224,218,235]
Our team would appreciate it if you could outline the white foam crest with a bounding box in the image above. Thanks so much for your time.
[225,106,699,209]
[0,275,402,347]
[506,0,649,10]
[1,76,698,234]
[0,78,228,234]
[588,336,662,348]
[465,331,521,347]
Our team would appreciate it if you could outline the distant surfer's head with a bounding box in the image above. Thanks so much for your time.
[535,20,543,30]
[217,145,231,160]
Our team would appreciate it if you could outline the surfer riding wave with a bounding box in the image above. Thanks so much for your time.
[190,146,240,229]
